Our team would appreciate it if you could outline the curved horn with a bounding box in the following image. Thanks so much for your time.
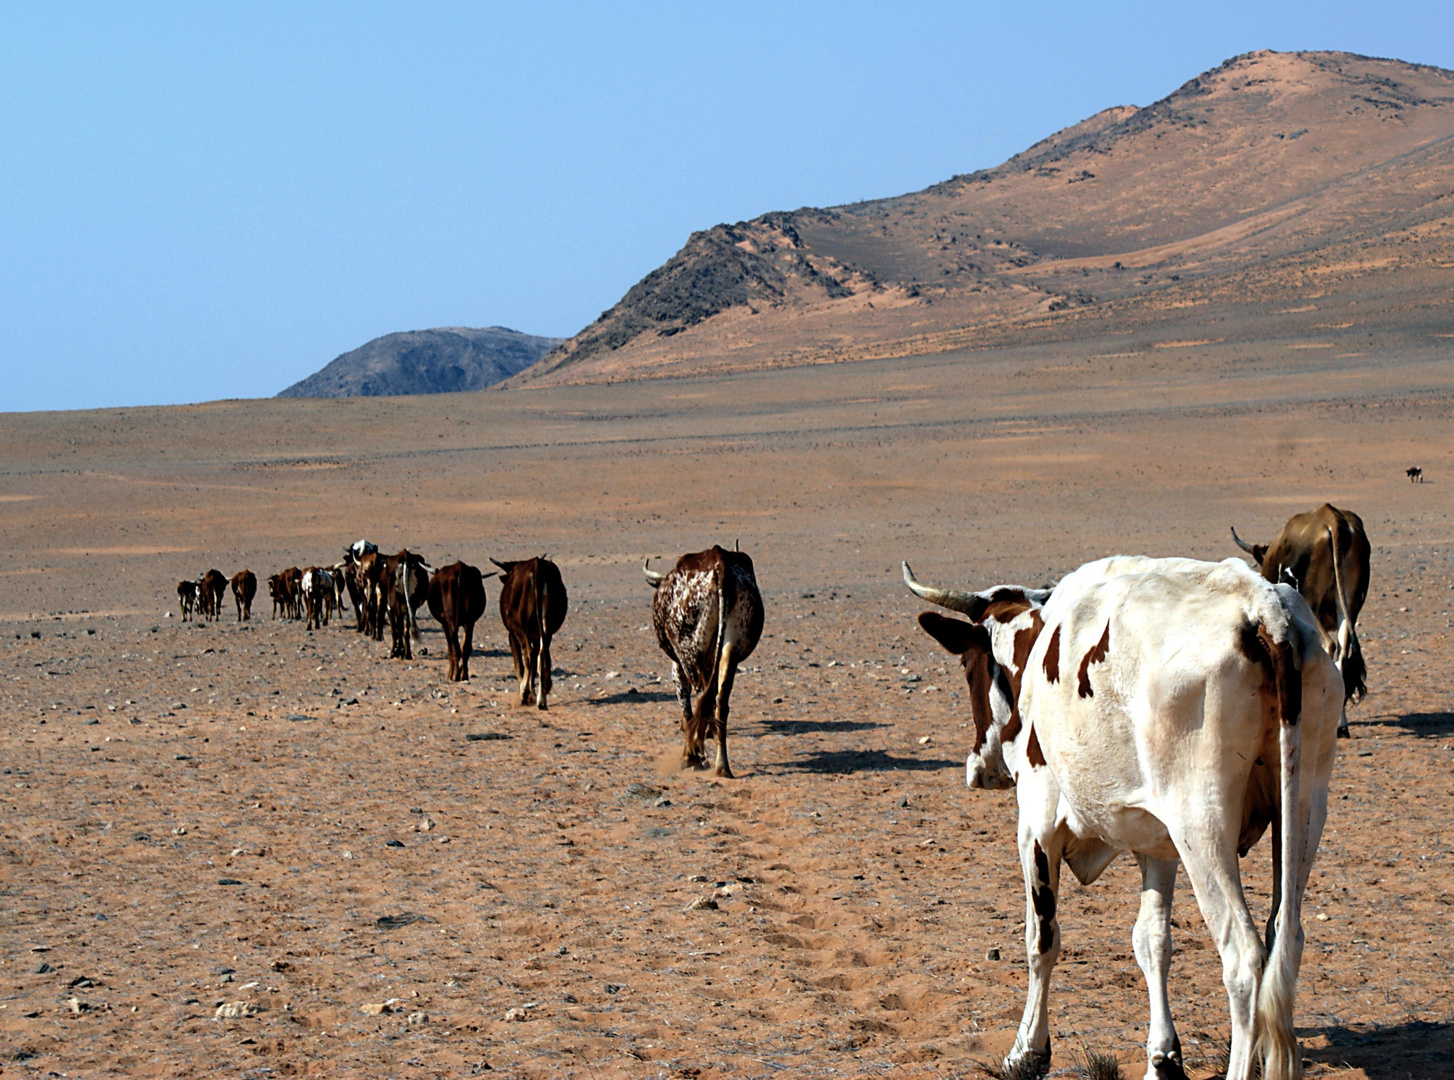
[1230,525,1257,555]
[643,557,666,587]
[489,558,511,573]
[902,561,983,617]
[734,537,740,552]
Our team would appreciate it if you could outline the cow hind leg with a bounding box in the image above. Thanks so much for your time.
[535,633,552,710]
[1134,854,1187,1080]
[710,643,738,778]
[671,661,705,768]
[1169,822,1267,1080]
[461,621,474,682]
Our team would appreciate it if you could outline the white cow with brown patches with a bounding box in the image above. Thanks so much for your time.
[644,545,764,778]
[909,557,1341,1080]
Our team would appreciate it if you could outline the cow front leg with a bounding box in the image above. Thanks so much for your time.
[1006,825,1064,1079]
[1134,854,1186,1080]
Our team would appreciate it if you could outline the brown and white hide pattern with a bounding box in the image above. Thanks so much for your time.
[301,567,333,630]
[647,546,763,778]
[177,580,198,621]
[922,556,1340,1080]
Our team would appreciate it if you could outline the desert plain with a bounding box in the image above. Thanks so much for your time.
[2,331,1454,1080]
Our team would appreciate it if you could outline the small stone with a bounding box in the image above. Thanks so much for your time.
[917,735,932,745]
[342,850,354,860]
[172,826,187,835]
[1316,912,1329,921]
[385,839,405,848]
[437,836,451,844]
[985,948,1001,961]
[688,874,708,882]
[215,1001,261,1019]
[504,1006,528,1022]
[359,1001,393,1016]
[407,1011,428,1026]
[68,997,86,1014]
[417,817,435,833]
[684,896,719,912]
[33,962,52,974]
[217,878,244,886]
[269,959,291,972]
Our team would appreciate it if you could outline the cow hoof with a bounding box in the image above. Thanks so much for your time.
[714,766,734,780]
[1336,725,1351,739]
[1148,1050,1188,1080]
[1004,1045,1050,1080]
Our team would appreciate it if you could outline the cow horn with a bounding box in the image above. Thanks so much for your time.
[1230,525,1258,555]
[902,561,983,617]
[482,571,498,580]
[489,558,511,573]
[643,558,666,587]
[734,537,740,552]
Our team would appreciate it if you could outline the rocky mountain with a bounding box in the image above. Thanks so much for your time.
[512,50,1454,387]
[279,327,563,398]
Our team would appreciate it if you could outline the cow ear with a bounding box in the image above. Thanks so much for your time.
[1253,544,1269,565]
[918,611,987,656]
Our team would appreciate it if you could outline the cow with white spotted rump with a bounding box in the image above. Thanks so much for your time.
[644,544,763,778]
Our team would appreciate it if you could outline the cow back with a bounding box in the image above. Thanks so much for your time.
[498,557,568,640]
[428,561,488,627]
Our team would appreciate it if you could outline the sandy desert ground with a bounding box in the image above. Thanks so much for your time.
[2,337,1453,1079]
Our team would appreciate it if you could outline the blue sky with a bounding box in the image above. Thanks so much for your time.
[2,2,1452,412]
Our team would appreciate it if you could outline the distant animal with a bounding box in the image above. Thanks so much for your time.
[280,566,303,620]
[644,545,763,778]
[198,569,228,622]
[492,556,568,708]
[426,561,490,681]
[267,573,288,619]
[354,549,384,639]
[231,570,256,621]
[910,556,1342,1080]
[328,562,350,614]
[301,567,333,630]
[177,580,198,621]
[1407,466,1423,483]
[379,549,431,658]
[1231,503,1369,735]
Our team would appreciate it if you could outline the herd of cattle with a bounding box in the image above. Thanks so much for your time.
[168,503,1373,1080]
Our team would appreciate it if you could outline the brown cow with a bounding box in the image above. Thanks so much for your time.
[492,556,568,709]
[177,580,198,621]
[198,569,228,622]
[379,549,430,658]
[427,561,491,681]
[1232,502,1369,735]
[644,545,763,778]
[231,570,257,621]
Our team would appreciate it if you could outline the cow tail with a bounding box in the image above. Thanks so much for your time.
[1256,624,1304,1080]
[535,568,550,703]
[1326,526,1365,703]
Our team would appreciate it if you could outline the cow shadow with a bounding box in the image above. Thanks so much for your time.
[1304,1019,1454,1078]
[755,719,887,737]
[582,689,678,707]
[772,748,959,775]
[1369,711,1454,737]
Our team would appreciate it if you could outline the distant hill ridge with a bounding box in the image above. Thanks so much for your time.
[511,49,1454,387]
[279,326,562,398]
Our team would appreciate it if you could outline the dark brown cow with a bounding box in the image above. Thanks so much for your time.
[644,545,763,778]
[492,556,568,709]
[379,550,430,658]
[1232,502,1370,735]
[198,569,228,622]
[231,570,257,621]
[427,561,490,681]
[280,566,303,620]
[177,580,198,621]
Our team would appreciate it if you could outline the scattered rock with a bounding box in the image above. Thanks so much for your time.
[215,1001,262,1019]
[68,997,87,1014]
[416,817,435,833]
[385,839,405,848]
[359,1001,395,1016]
[625,781,663,801]
[33,962,52,974]
[684,896,719,912]
[217,878,244,886]
[407,1011,428,1026]
[269,959,291,972]
[985,948,1001,961]
[917,735,932,745]
[466,732,509,742]
[688,874,708,882]
[343,697,359,706]
[504,1006,529,1022]
[286,714,312,722]
[377,912,434,930]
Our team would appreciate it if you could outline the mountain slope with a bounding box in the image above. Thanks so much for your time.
[279,327,563,398]
[514,50,1454,387]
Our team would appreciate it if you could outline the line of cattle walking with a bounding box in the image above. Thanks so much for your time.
[169,503,1370,1080]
